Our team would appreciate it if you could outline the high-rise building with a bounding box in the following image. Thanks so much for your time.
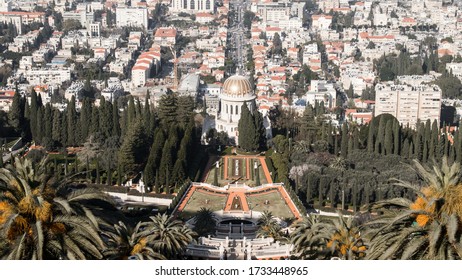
[170,0,215,13]
[375,83,442,128]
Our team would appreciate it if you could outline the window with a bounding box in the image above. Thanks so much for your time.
[226,104,228,114]
[231,105,233,115]
[206,0,211,10]
[190,0,195,9]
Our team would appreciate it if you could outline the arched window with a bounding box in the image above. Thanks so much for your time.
[231,105,233,115]
[183,0,188,9]
[206,0,211,10]
[190,0,195,10]
[235,105,238,115]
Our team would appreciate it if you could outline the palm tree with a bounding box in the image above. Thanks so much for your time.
[256,211,283,239]
[319,214,367,260]
[102,221,166,260]
[290,215,326,259]
[291,213,366,260]
[0,157,112,259]
[139,214,195,259]
[193,207,217,237]
[365,158,462,259]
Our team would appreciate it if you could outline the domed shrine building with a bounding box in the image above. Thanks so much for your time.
[215,75,256,143]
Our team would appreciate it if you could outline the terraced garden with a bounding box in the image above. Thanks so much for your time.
[177,189,227,220]
[246,191,295,219]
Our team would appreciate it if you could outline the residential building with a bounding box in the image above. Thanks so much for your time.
[375,83,442,128]
[116,7,148,29]
[170,0,215,13]
[305,80,337,110]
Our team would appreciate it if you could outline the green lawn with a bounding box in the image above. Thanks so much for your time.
[246,191,295,219]
[204,157,268,187]
[178,190,227,220]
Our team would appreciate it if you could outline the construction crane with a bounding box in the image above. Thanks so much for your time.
[169,46,178,91]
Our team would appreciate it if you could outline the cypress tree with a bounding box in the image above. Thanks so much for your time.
[301,104,316,143]
[127,96,136,126]
[78,98,91,143]
[158,141,173,189]
[117,161,122,186]
[143,94,151,135]
[213,163,218,186]
[8,91,24,135]
[306,173,312,205]
[172,156,186,186]
[393,121,400,155]
[30,89,38,140]
[403,138,410,158]
[106,160,112,186]
[367,120,375,153]
[90,105,99,136]
[347,135,353,156]
[52,109,62,145]
[330,182,335,208]
[430,120,439,160]
[318,176,326,207]
[35,107,44,144]
[415,123,424,161]
[375,117,386,154]
[67,96,77,146]
[96,156,100,184]
[422,140,428,162]
[177,95,195,127]
[44,104,52,141]
[135,98,142,120]
[61,113,68,146]
[444,131,450,158]
[384,120,393,155]
[144,129,165,186]
[353,127,359,150]
[333,127,338,156]
[118,120,149,176]
[237,103,256,151]
[99,98,113,139]
[253,108,266,151]
[457,124,462,162]
[120,108,128,138]
[408,139,414,158]
[158,94,178,126]
[112,100,121,138]
[340,122,348,158]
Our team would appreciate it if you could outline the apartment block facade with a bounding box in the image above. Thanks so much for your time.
[375,83,442,128]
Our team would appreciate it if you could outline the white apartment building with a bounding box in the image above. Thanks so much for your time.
[116,7,148,29]
[375,83,442,128]
[305,80,337,110]
[19,67,71,85]
[170,0,214,13]
[0,11,45,34]
[311,14,332,30]
[256,0,291,23]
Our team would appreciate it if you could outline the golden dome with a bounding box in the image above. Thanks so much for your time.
[222,75,253,97]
